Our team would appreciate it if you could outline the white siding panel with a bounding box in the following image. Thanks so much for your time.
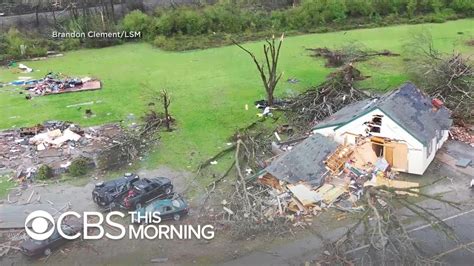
[313,126,337,137]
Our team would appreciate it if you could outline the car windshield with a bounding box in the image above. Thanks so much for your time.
[172,200,181,208]
[61,224,75,235]
[145,204,155,212]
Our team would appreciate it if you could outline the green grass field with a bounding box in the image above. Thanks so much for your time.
[0,19,472,169]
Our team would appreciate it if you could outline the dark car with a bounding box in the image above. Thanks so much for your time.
[20,220,82,257]
[92,173,139,208]
[119,177,173,210]
[133,196,189,223]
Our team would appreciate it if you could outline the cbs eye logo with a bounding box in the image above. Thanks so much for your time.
[24,210,56,240]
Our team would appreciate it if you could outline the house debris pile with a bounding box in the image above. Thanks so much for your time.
[255,134,420,221]
[0,121,124,180]
[10,72,101,96]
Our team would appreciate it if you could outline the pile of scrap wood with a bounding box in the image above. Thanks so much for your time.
[449,125,474,146]
[256,174,351,219]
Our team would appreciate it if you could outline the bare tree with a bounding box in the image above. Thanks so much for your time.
[161,89,172,131]
[109,0,115,23]
[24,0,48,25]
[233,34,284,106]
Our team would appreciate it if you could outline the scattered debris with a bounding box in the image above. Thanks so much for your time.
[30,52,64,61]
[0,121,126,181]
[66,101,95,108]
[436,151,473,176]
[18,64,33,73]
[150,257,169,263]
[287,78,299,84]
[12,73,102,96]
[455,158,472,168]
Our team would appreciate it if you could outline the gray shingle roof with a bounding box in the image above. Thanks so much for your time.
[265,134,338,186]
[313,98,375,129]
[314,82,452,145]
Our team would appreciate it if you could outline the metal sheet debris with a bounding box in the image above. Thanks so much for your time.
[287,183,321,206]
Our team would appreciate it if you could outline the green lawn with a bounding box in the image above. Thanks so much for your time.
[0,175,15,197]
[0,19,472,169]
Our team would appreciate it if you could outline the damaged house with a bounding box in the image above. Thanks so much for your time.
[261,133,338,187]
[313,82,452,175]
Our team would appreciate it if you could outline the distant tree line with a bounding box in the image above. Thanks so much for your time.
[124,0,473,37]
[0,0,473,62]
[121,0,473,49]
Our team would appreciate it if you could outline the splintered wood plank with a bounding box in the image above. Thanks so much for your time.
[322,186,347,204]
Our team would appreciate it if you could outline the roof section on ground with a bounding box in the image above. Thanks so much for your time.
[314,82,452,145]
[265,134,338,186]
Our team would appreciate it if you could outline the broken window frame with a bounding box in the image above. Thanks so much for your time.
[366,114,383,134]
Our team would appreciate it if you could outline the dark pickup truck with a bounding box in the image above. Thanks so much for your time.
[92,173,139,208]
[120,177,174,210]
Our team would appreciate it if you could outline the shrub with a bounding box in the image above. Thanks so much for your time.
[59,38,81,51]
[37,165,53,180]
[122,10,152,39]
[5,28,26,58]
[62,14,121,48]
[69,157,91,177]
[450,0,474,15]
[0,29,50,60]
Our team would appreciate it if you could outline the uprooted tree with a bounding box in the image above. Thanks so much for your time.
[207,124,291,239]
[314,181,463,265]
[404,30,473,122]
[286,64,369,132]
[307,42,400,68]
[233,34,284,106]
